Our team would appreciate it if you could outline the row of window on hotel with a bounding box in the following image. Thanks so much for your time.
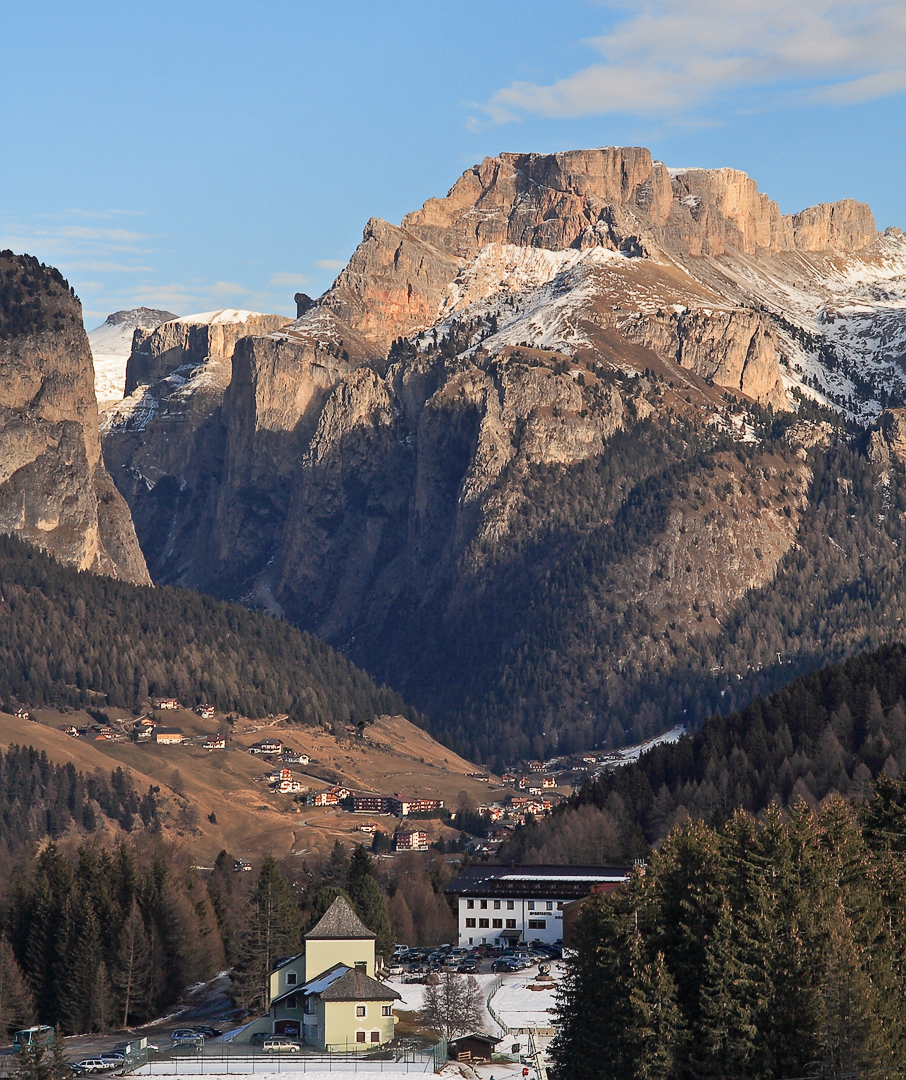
[465,917,549,929]
[465,899,563,910]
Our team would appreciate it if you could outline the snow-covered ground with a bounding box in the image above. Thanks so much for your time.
[388,964,561,1035]
[596,724,685,769]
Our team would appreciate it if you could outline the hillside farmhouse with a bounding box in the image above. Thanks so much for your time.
[153,727,184,745]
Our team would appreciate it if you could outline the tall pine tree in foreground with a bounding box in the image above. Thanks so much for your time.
[550,786,906,1080]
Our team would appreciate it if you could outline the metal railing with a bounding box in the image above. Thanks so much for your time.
[123,1040,442,1074]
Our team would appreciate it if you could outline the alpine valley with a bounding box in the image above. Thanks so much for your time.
[11,146,906,766]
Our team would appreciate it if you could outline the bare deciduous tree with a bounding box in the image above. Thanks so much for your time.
[418,972,484,1040]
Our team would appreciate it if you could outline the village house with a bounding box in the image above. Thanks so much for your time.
[154,698,180,711]
[249,738,284,755]
[310,785,349,807]
[352,793,393,815]
[154,727,184,745]
[281,749,309,765]
[394,830,428,851]
[276,778,306,794]
[195,704,215,719]
[445,864,629,948]
[204,736,226,750]
[247,896,400,1052]
[541,776,557,789]
[391,797,444,816]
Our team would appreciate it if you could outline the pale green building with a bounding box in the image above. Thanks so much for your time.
[250,895,400,1053]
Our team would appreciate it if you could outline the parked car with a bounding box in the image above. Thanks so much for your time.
[72,1061,111,1074]
[458,959,480,973]
[249,1032,269,1047]
[492,958,520,973]
[97,1053,124,1066]
[68,1066,87,1076]
[190,1027,222,1039]
[171,1030,204,1046]
[262,1036,300,1054]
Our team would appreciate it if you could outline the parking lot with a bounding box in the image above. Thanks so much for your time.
[387,942,562,979]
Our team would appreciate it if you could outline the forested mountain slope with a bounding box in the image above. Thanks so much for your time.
[501,640,906,865]
[0,532,417,727]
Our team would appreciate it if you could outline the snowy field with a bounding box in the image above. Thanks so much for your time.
[387,964,561,1035]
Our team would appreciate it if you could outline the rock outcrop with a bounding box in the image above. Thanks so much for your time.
[125,309,290,395]
[868,408,906,469]
[101,309,292,583]
[0,253,149,582]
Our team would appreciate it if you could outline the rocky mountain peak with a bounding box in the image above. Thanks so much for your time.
[0,253,149,582]
[305,146,879,356]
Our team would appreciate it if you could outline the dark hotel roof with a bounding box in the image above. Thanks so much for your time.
[444,864,630,902]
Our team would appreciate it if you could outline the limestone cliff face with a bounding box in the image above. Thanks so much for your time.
[617,308,788,409]
[792,199,878,252]
[309,147,876,361]
[0,253,148,582]
[269,346,624,640]
[319,219,461,356]
[125,309,290,395]
[101,309,291,584]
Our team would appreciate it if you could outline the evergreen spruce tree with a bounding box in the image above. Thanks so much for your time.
[113,899,151,1027]
[0,937,35,1040]
[626,931,679,1080]
[231,858,302,1011]
[549,891,635,1080]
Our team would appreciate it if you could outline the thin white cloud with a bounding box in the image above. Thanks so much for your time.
[480,0,906,121]
[207,280,252,297]
[316,259,347,270]
[269,271,311,287]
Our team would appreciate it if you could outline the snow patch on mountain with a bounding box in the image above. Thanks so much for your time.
[88,307,176,406]
[175,308,258,326]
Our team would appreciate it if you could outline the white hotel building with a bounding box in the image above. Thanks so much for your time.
[444,865,629,947]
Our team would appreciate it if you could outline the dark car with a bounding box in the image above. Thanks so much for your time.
[459,959,480,973]
[492,958,520,973]
[191,1027,222,1039]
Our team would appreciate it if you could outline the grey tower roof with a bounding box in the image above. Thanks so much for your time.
[318,967,401,1003]
[304,895,375,941]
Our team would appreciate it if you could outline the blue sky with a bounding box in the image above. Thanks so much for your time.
[1,0,904,327]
